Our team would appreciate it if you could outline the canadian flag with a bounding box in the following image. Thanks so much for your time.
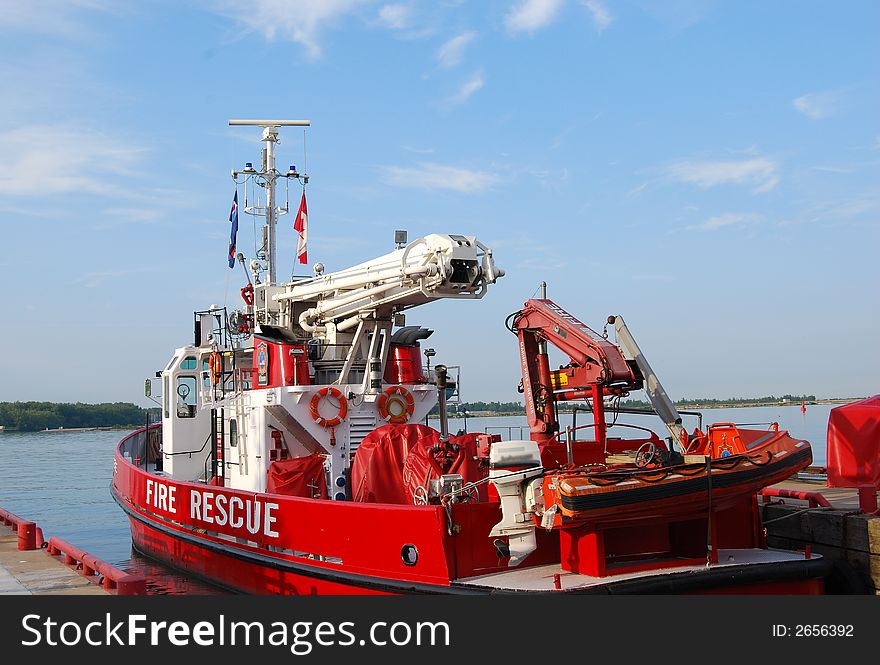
[294,191,308,265]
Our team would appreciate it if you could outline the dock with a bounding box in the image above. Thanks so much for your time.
[762,480,880,594]
[0,507,145,595]
[0,531,108,595]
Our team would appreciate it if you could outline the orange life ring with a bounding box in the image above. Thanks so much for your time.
[309,387,348,428]
[208,352,223,386]
[377,385,415,424]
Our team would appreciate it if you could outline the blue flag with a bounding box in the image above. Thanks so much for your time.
[227,190,239,269]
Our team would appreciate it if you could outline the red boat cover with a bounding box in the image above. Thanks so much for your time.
[351,424,487,504]
[266,454,327,498]
[827,395,880,488]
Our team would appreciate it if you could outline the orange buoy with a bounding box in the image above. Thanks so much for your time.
[377,385,415,424]
[309,387,349,428]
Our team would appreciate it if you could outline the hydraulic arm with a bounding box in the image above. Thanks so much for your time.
[513,299,640,443]
[512,298,688,449]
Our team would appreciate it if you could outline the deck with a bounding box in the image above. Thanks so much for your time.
[454,548,817,593]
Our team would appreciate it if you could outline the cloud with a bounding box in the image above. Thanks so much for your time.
[401,145,435,154]
[435,31,477,68]
[631,274,674,282]
[505,0,565,33]
[793,91,840,120]
[377,4,410,30]
[447,70,486,106]
[626,182,650,198]
[634,0,716,32]
[213,0,367,59]
[74,267,153,289]
[0,125,146,196]
[770,192,880,229]
[810,165,853,174]
[517,257,568,271]
[663,157,780,193]
[791,196,880,227]
[582,0,612,31]
[824,197,880,219]
[99,207,167,226]
[381,163,499,192]
[685,212,761,232]
[0,0,117,38]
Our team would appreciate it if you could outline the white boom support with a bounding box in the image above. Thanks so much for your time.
[612,315,686,446]
[274,234,504,334]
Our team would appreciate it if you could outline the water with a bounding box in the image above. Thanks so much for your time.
[435,403,836,467]
[0,404,835,594]
[0,428,225,594]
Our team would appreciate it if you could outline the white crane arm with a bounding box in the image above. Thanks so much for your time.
[275,234,503,330]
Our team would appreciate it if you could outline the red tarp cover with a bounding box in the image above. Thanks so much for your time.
[266,454,327,498]
[351,424,488,504]
[402,433,487,504]
[351,424,436,503]
[827,395,880,488]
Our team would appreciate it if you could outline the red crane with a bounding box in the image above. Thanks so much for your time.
[510,299,643,445]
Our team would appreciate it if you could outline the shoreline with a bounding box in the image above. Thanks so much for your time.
[1,424,141,434]
[440,398,861,418]
[1,399,863,432]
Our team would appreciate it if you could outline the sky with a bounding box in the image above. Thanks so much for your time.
[0,0,877,406]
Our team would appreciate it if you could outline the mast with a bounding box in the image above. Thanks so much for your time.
[229,119,311,286]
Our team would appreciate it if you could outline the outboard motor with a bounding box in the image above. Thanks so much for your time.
[488,440,543,566]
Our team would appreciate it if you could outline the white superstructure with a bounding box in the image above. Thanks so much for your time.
[156,120,504,498]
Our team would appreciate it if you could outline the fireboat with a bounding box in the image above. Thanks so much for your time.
[112,119,829,594]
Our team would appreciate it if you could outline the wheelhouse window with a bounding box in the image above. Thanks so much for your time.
[181,356,197,370]
[176,376,197,418]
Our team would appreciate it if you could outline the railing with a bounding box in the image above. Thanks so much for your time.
[120,423,215,486]
[2,506,148,594]
[760,488,832,509]
[484,425,529,439]
[0,507,45,551]
[554,421,661,445]
[46,537,146,595]
[710,421,779,432]
[118,423,163,467]
[568,405,705,434]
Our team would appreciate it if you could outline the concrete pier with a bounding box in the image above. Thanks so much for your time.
[0,531,108,595]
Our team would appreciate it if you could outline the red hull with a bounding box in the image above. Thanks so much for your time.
[115,427,828,595]
[122,505,826,596]
[127,513,391,595]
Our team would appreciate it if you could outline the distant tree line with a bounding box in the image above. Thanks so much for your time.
[620,394,817,409]
[0,402,160,432]
[430,401,526,416]
[429,393,820,416]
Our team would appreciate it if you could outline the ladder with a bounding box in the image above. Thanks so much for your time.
[210,408,225,486]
